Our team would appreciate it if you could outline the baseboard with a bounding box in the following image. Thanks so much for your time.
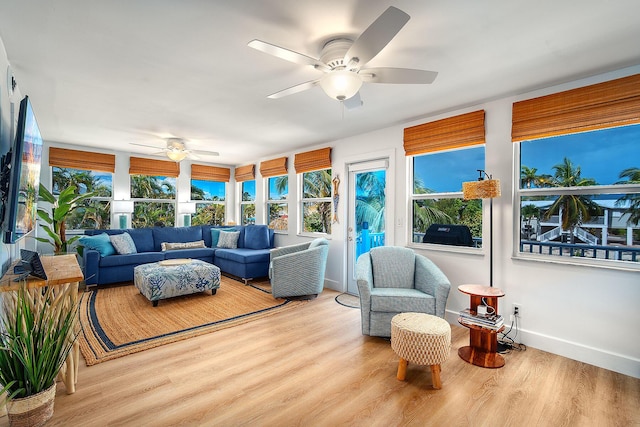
[445,309,640,378]
[323,278,341,292]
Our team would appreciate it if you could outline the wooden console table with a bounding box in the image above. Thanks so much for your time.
[0,254,83,394]
[457,284,505,369]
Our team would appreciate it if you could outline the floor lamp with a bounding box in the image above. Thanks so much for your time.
[462,170,501,287]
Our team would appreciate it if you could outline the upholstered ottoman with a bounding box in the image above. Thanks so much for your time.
[391,312,451,389]
[134,259,221,307]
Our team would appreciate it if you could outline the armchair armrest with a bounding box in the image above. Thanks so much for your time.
[414,255,451,318]
[270,241,312,260]
[83,249,101,285]
[355,253,374,334]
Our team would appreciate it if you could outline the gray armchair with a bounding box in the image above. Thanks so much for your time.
[356,246,451,337]
[269,238,329,299]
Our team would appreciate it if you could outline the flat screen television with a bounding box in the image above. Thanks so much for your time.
[0,96,44,243]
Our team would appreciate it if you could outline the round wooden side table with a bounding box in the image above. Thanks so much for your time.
[457,284,505,368]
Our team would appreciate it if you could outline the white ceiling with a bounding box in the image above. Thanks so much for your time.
[1,0,639,166]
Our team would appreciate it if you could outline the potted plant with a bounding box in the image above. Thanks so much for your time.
[36,184,96,254]
[0,283,79,426]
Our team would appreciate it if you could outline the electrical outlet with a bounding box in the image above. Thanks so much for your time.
[512,303,521,318]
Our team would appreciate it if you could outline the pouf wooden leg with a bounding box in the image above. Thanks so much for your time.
[430,364,442,389]
[397,358,408,381]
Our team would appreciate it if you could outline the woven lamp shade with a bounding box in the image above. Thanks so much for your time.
[462,179,501,200]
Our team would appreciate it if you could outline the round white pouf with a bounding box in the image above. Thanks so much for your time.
[391,312,451,389]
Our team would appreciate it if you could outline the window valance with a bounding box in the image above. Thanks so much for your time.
[235,164,255,182]
[260,157,288,178]
[49,147,115,173]
[294,147,331,173]
[403,110,485,156]
[512,73,640,142]
[129,156,180,178]
[191,164,231,182]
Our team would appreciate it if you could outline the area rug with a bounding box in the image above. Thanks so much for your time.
[335,292,360,308]
[79,277,304,365]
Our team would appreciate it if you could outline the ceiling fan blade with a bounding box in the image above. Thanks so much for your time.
[361,67,438,84]
[343,91,363,110]
[248,40,330,72]
[130,142,163,149]
[344,6,410,69]
[267,80,319,99]
[191,150,220,156]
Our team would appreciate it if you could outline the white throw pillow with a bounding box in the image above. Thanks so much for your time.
[109,232,137,255]
[217,231,240,249]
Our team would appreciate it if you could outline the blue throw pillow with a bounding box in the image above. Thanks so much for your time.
[79,233,116,257]
[244,225,270,250]
[211,227,236,247]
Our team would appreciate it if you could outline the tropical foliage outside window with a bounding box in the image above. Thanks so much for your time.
[130,174,176,227]
[240,180,256,225]
[518,124,640,264]
[301,169,332,234]
[267,176,288,231]
[52,167,112,229]
[191,178,226,226]
[411,146,485,246]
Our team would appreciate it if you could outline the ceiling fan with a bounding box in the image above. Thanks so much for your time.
[248,6,438,104]
[130,138,220,162]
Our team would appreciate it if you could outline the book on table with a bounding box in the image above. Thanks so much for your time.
[459,308,504,330]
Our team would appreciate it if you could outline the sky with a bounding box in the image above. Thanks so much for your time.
[192,179,225,200]
[520,123,639,186]
[414,146,485,193]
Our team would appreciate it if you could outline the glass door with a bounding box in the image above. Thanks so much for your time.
[347,159,388,295]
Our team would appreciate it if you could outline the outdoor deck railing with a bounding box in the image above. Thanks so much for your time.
[520,240,640,262]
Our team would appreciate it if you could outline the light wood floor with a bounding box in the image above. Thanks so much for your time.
[2,288,638,426]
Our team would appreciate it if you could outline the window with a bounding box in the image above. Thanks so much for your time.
[240,180,256,225]
[517,124,640,264]
[404,110,486,247]
[301,169,332,234]
[129,157,179,227]
[266,175,288,231]
[513,74,640,266]
[52,167,113,229]
[411,147,484,246]
[191,179,226,226]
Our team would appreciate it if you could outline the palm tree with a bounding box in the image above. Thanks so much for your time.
[543,157,601,243]
[355,171,385,233]
[302,169,332,233]
[411,176,452,233]
[615,167,640,225]
[521,165,539,188]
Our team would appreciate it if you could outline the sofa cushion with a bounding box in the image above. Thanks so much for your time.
[215,248,271,264]
[244,225,270,250]
[370,288,435,312]
[152,226,203,252]
[161,240,206,251]
[109,232,137,255]
[99,252,165,267]
[79,233,116,257]
[126,229,155,253]
[218,230,240,249]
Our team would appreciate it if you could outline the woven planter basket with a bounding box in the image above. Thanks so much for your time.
[6,383,56,427]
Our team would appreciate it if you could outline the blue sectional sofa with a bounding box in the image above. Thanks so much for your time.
[81,224,275,286]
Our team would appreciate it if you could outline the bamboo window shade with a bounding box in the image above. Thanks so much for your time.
[512,73,640,142]
[260,157,288,178]
[294,147,332,173]
[403,110,486,156]
[129,157,180,178]
[235,164,255,182]
[191,164,231,182]
[49,147,116,173]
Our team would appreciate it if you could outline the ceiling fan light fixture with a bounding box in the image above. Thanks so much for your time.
[320,69,362,101]
[166,150,187,162]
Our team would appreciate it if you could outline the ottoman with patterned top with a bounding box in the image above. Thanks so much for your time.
[391,312,451,389]
[134,259,221,306]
